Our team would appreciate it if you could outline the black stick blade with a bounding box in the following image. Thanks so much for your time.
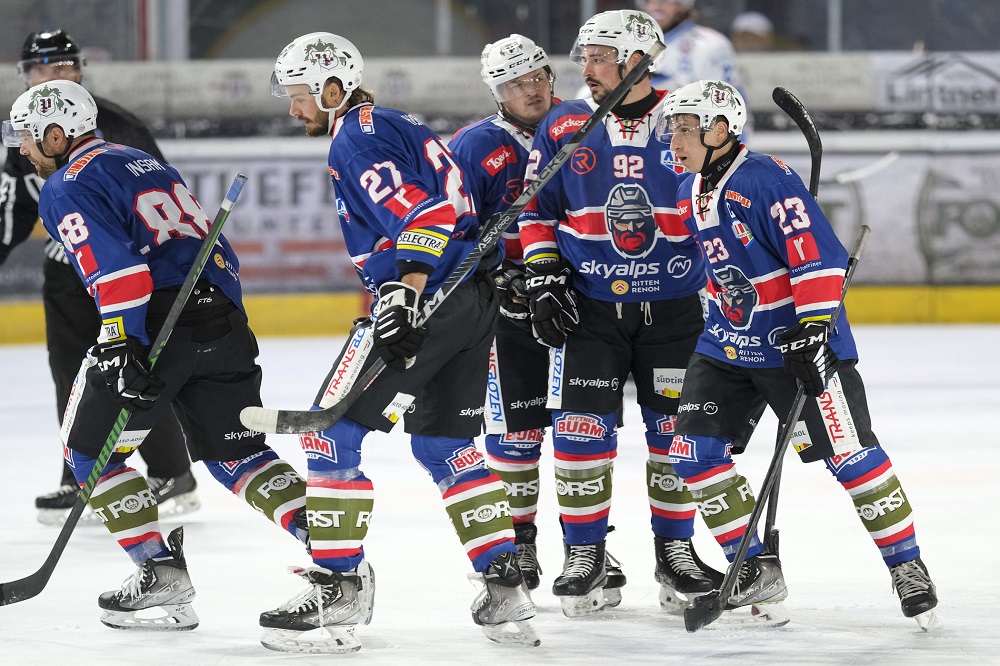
[684,591,725,632]
[771,87,821,151]
[772,86,823,198]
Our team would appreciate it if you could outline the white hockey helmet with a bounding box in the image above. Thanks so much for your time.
[271,32,364,111]
[3,79,97,148]
[570,10,664,69]
[656,79,747,140]
[480,34,552,102]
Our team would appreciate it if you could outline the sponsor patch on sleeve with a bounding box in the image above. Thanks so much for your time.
[100,316,126,342]
[396,229,449,257]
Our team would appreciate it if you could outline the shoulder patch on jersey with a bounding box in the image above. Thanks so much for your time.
[64,149,107,181]
[725,190,751,207]
[768,155,792,175]
[359,106,374,134]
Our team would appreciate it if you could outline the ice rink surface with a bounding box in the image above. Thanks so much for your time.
[0,325,997,665]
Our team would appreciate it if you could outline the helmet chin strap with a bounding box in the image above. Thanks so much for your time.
[37,134,74,169]
[319,88,352,133]
[496,101,542,134]
[697,132,736,175]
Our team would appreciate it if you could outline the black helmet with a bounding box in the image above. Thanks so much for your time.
[17,30,86,84]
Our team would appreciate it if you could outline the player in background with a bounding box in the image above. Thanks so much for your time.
[269,32,538,649]
[637,0,742,93]
[517,10,722,618]
[5,80,316,637]
[657,80,938,629]
[450,34,626,601]
[0,29,198,525]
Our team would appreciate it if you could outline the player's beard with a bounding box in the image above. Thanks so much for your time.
[303,108,331,137]
[588,80,614,104]
[31,157,57,180]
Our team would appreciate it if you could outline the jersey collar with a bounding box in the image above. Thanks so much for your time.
[66,136,107,162]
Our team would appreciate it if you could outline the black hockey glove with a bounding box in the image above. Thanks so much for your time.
[524,260,580,349]
[777,320,840,397]
[373,281,429,372]
[492,262,532,333]
[90,337,163,411]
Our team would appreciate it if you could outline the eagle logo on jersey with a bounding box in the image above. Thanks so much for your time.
[304,39,347,70]
[714,264,758,329]
[28,84,65,117]
[606,183,657,259]
[625,12,658,43]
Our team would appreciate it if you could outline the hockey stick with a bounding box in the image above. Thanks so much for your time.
[762,87,824,559]
[0,173,248,606]
[240,40,667,435]
[684,223,871,632]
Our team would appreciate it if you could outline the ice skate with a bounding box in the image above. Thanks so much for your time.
[890,557,939,631]
[35,483,93,526]
[603,527,627,608]
[654,536,723,613]
[514,523,542,590]
[470,551,539,646]
[98,526,198,630]
[724,553,790,627]
[148,470,201,519]
[552,541,610,617]
[259,560,375,654]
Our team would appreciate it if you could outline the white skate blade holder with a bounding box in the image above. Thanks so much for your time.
[913,609,939,632]
[659,585,711,615]
[481,620,540,647]
[559,587,609,618]
[100,603,200,631]
[261,626,362,654]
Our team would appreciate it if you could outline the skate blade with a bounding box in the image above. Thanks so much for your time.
[481,620,540,647]
[100,603,199,631]
[558,588,608,618]
[700,602,790,629]
[604,586,623,608]
[659,585,711,615]
[356,559,376,626]
[261,626,361,654]
[913,609,939,632]
[37,506,102,527]
[157,492,202,519]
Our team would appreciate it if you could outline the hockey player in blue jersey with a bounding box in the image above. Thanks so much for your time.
[517,10,723,617]
[657,80,938,629]
[451,34,625,602]
[5,80,316,635]
[267,32,537,649]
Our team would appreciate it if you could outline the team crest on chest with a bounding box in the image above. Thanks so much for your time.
[713,264,758,330]
[606,183,657,259]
